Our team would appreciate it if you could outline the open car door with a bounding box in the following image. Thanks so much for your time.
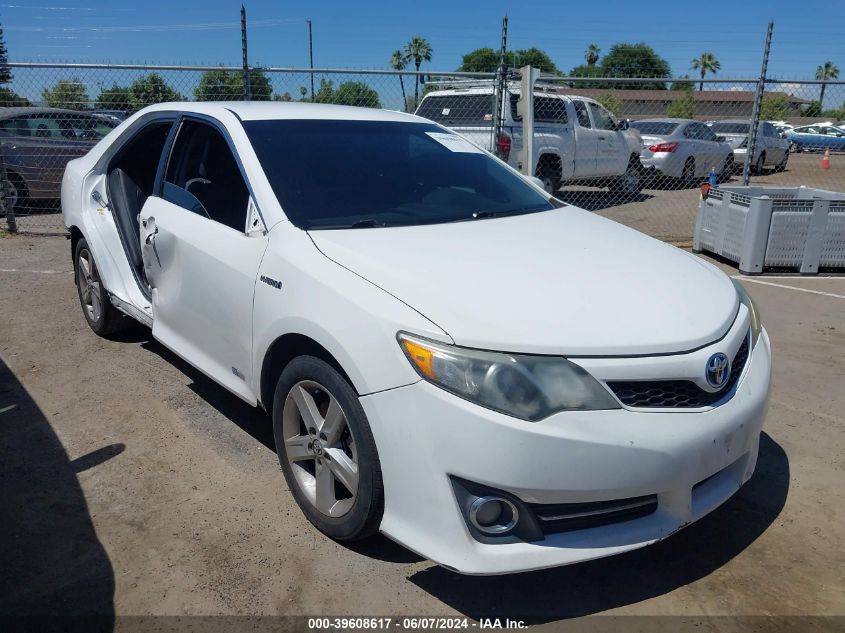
[139,117,268,404]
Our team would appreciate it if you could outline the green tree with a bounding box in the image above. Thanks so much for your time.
[666,86,696,118]
[691,52,720,91]
[390,49,408,111]
[510,48,558,74]
[313,78,334,104]
[803,100,823,117]
[274,92,293,102]
[0,25,11,84]
[194,67,272,101]
[95,84,131,110]
[332,81,380,108]
[816,61,840,108]
[405,36,433,108]
[458,47,558,73]
[759,94,791,121]
[457,47,499,72]
[299,86,308,101]
[596,91,621,116]
[584,43,600,67]
[568,64,608,89]
[42,79,89,110]
[670,75,695,91]
[600,43,671,89]
[0,87,30,106]
[128,73,183,109]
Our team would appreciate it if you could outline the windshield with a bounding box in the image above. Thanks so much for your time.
[630,121,678,135]
[244,120,554,230]
[710,122,750,134]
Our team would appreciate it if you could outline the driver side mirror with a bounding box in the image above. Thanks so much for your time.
[615,119,629,131]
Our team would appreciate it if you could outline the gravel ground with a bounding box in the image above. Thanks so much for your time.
[0,195,844,629]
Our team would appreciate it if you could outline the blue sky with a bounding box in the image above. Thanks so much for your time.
[2,0,843,107]
[3,0,843,76]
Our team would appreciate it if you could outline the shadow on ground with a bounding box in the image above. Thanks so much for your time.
[0,357,116,625]
[554,190,654,211]
[410,432,789,624]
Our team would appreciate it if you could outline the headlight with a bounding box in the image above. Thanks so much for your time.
[397,333,620,421]
[732,279,762,347]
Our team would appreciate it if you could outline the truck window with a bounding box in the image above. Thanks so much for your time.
[573,101,591,128]
[588,102,615,131]
[535,97,568,123]
[416,95,495,125]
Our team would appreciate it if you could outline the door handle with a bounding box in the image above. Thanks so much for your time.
[598,136,606,141]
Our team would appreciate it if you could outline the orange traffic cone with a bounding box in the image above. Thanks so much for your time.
[821,147,831,170]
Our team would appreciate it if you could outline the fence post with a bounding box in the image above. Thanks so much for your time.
[743,20,774,186]
[517,65,539,176]
[240,5,251,101]
[491,15,508,157]
[0,144,16,233]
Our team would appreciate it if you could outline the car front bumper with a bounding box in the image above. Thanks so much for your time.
[360,329,771,575]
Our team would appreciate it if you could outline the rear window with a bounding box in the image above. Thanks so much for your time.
[710,122,750,134]
[416,93,520,125]
[630,121,678,135]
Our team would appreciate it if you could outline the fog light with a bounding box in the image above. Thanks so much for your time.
[469,496,519,535]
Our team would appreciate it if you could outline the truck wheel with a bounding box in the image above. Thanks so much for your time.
[273,356,384,541]
[610,158,642,198]
[535,156,562,194]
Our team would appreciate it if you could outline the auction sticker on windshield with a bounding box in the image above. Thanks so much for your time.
[426,131,484,153]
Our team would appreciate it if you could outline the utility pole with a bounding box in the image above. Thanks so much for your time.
[492,15,508,157]
[743,20,773,186]
[241,5,251,101]
[307,18,314,100]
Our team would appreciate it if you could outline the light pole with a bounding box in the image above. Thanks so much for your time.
[307,18,314,100]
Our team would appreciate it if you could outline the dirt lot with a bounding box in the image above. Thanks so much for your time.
[1,215,844,627]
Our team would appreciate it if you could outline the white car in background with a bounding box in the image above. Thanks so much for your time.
[62,102,771,575]
[708,119,790,173]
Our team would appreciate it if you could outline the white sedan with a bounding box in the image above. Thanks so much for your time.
[62,102,771,575]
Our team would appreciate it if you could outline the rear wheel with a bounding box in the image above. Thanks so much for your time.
[680,157,696,187]
[535,155,562,194]
[720,155,735,182]
[273,356,383,541]
[609,157,642,198]
[74,238,126,336]
[3,171,28,212]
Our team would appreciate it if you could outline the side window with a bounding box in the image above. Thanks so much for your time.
[698,124,717,142]
[534,97,568,123]
[587,102,615,131]
[762,123,775,137]
[683,125,696,139]
[0,117,29,136]
[25,116,64,139]
[573,101,591,128]
[164,120,250,232]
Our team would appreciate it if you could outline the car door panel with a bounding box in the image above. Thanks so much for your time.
[140,195,267,403]
[571,101,598,177]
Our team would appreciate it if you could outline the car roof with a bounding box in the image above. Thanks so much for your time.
[138,101,427,123]
[0,106,104,119]
[420,87,586,102]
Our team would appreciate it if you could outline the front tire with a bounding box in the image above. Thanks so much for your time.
[753,152,766,175]
[273,356,383,541]
[775,151,789,173]
[74,238,125,336]
[609,157,642,197]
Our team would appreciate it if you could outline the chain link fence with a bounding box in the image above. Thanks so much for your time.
[0,62,843,249]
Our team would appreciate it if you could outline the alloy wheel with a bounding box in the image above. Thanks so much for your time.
[77,248,103,324]
[282,380,359,518]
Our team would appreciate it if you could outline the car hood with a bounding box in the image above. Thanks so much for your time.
[308,208,738,355]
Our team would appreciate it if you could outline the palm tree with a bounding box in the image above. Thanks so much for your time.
[691,52,721,91]
[390,50,408,112]
[404,36,433,108]
[816,61,840,109]
[585,44,600,67]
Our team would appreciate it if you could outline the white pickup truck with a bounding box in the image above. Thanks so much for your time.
[415,86,643,194]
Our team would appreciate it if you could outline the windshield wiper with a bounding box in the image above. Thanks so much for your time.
[437,208,546,224]
[350,219,389,228]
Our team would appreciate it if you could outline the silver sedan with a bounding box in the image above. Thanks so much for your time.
[631,118,734,183]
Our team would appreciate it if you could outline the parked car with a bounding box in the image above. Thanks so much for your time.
[0,107,118,210]
[785,124,845,152]
[92,109,132,123]
[707,119,790,173]
[630,118,734,184]
[62,102,771,575]
[415,85,644,195]
[771,122,794,137]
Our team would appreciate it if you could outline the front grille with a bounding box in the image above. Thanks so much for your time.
[607,333,750,409]
[530,494,658,535]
